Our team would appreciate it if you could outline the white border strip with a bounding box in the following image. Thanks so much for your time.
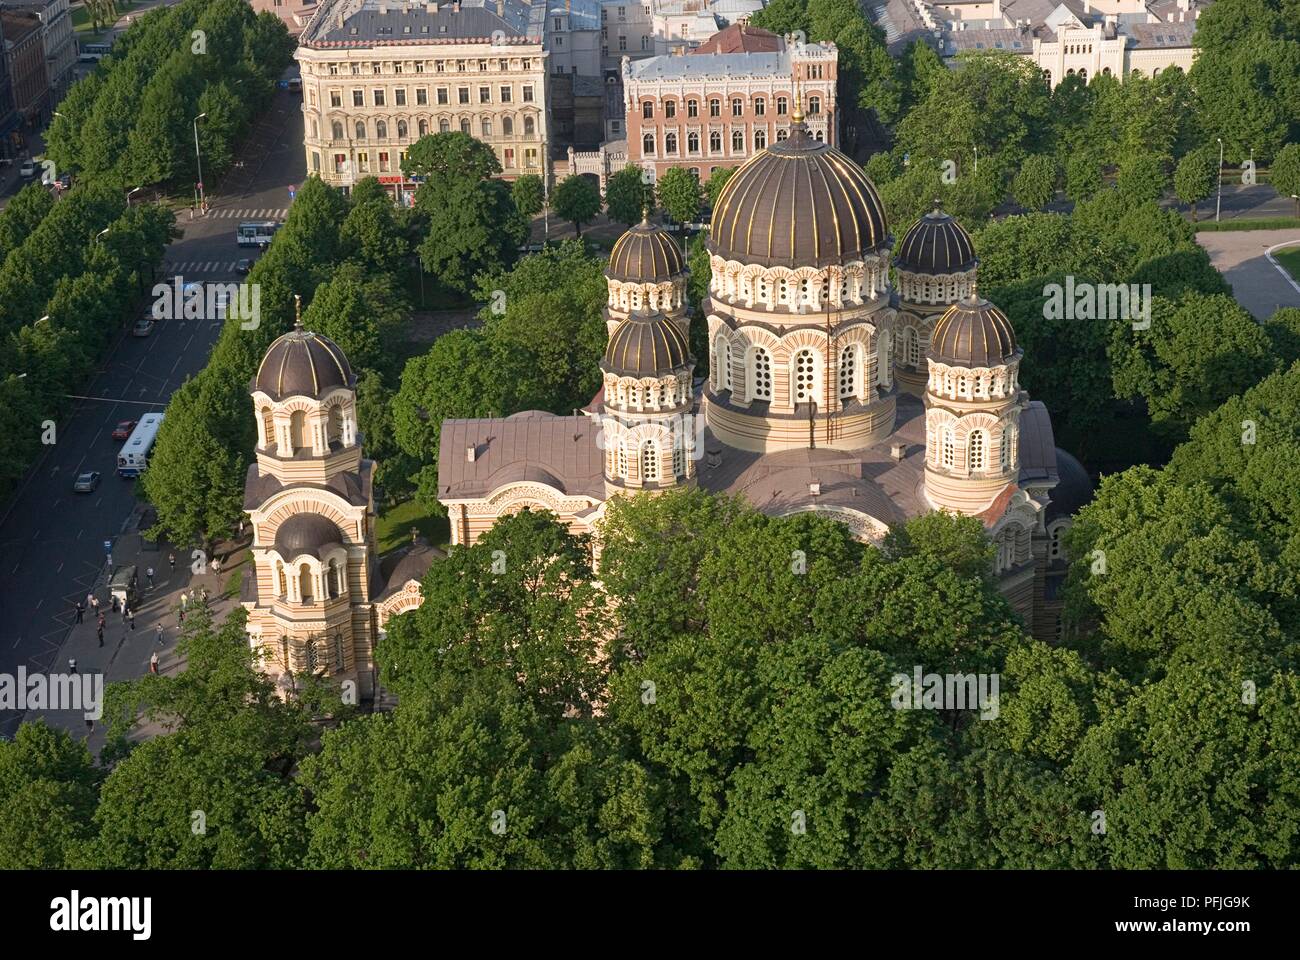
[1264,241,1300,296]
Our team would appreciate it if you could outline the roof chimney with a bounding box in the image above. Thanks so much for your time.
[466,444,477,462]
[890,442,907,461]
[808,482,821,496]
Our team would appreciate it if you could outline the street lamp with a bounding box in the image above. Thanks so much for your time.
[125,186,143,206]
[1215,137,1224,223]
[192,113,207,212]
[94,227,109,244]
[35,315,49,326]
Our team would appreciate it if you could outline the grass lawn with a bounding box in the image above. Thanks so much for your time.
[73,0,146,35]
[375,498,449,555]
[1274,247,1300,284]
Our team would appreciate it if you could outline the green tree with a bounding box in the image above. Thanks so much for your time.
[656,167,701,226]
[1117,152,1170,204]
[0,722,98,869]
[703,167,735,209]
[1271,142,1300,217]
[552,174,601,236]
[1011,154,1057,210]
[510,173,545,218]
[302,261,407,375]
[1173,149,1217,221]
[1064,150,1102,203]
[604,165,650,226]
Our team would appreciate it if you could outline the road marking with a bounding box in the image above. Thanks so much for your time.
[32,529,39,541]
[56,562,63,573]
[34,599,42,610]
[77,529,83,539]
[11,637,19,648]
[94,497,101,508]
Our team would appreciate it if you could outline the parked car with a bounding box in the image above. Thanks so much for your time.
[18,160,35,180]
[56,171,72,190]
[132,317,155,337]
[235,258,252,275]
[111,419,137,441]
[73,471,100,493]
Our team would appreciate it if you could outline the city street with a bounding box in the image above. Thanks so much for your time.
[0,88,304,738]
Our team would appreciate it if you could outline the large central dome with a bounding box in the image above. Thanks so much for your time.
[709,120,889,268]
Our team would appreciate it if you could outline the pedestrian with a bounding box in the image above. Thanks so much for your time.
[155,624,164,646]
[146,566,155,588]
[74,600,84,623]
[168,551,176,571]
[181,591,188,610]
[211,556,221,576]
[97,612,105,629]
[97,625,104,647]
[68,658,77,674]
[122,602,130,623]
[85,717,94,735]
[178,608,185,624]
[110,594,118,613]
[201,587,208,602]
[86,592,94,610]
[129,610,135,631]
[149,651,159,675]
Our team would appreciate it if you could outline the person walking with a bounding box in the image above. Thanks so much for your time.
[146,566,155,589]
[129,610,135,631]
[168,551,176,572]
[74,600,84,623]
[110,594,118,613]
[201,587,209,603]
[122,602,130,623]
[97,612,105,630]
[86,592,94,610]
[181,590,188,610]
[149,651,159,675]
[97,624,104,647]
[68,658,77,674]
[155,623,164,646]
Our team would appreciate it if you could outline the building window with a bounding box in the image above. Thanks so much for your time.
[808,95,820,115]
[376,120,387,138]
[665,132,677,154]
[419,119,430,136]
[968,430,986,472]
[643,132,655,155]
[641,441,659,482]
[330,89,342,107]
[709,131,721,152]
[777,96,788,115]
[673,434,685,477]
[709,98,720,117]
[525,148,538,167]
[775,128,788,142]
[687,131,699,153]
[482,118,493,137]
[395,88,407,106]
[838,345,856,398]
[374,88,385,106]
[355,120,366,138]
[458,87,470,104]
[687,99,698,118]
[1001,424,1015,469]
[331,120,344,140]
[460,118,470,134]
[397,119,408,138]
[665,99,676,118]
[500,85,512,102]
[503,117,513,135]
[357,151,369,171]
[793,349,817,403]
[523,85,534,102]
[942,428,955,468]
[352,89,364,107]
[479,85,491,103]
[524,116,535,135]
[750,347,772,399]
[754,128,766,149]
[731,129,743,152]
[642,100,653,119]
[379,151,390,172]
[619,35,628,51]
[617,440,628,477]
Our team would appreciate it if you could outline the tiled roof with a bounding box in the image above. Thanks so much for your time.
[692,23,781,55]
[438,414,605,500]
[302,0,543,46]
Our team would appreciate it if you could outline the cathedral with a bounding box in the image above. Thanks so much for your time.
[437,105,1092,640]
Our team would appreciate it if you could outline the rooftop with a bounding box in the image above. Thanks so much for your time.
[301,0,545,47]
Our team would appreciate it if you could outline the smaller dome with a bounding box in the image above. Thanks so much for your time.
[274,514,344,558]
[601,306,691,377]
[606,215,686,283]
[254,322,354,401]
[1047,448,1094,521]
[895,201,977,275]
[931,291,1018,368]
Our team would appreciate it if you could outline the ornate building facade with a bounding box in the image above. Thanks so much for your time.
[438,109,1092,640]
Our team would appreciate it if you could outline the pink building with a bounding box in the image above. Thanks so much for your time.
[246,0,319,36]
[623,31,837,181]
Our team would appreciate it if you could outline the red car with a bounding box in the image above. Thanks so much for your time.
[111,420,137,441]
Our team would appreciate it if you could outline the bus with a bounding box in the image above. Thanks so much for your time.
[78,42,114,62]
[237,220,280,248]
[117,413,164,478]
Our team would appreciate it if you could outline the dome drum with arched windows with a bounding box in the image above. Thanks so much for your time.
[929,293,1019,369]
[601,307,693,378]
[708,119,889,269]
[895,201,978,276]
[254,322,355,401]
[272,513,346,560]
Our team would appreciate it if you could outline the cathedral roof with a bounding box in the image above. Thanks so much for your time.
[895,201,977,275]
[602,307,692,377]
[931,292,1019,368]
[273,513,345,558]
[606,215,686,283]
[243,460,373,510]
[1047,447,1093,521]
[375,538,445,602]
[709,116,889,268]
[253,322,354,401]
[439,415,604,501]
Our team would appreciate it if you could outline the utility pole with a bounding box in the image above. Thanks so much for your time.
[1215,137,1224,223]
[193,113,207,213]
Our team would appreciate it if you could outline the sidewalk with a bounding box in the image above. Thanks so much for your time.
[23,505,243,753]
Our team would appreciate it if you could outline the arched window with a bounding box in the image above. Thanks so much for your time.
[419,118,429,136]
[776,96,788,115]
[672,434,685,477]
[688,131,699,153]
[750,347,772,400]
[838,344,857,399]
[355,120,366,139]
[1049,522,1067,561]
[298,563,313,603]
[439,118,450,133]
[731,97,743,116]
[998,530,1016,572]
[617,440,628,478]
[397,119,408,138]
[775,128,788,142]
[957,375,969,398]
[968,429,986,472]
[641,441,659,482]
[331,120,344,140]
[460,118,470,134]
[754,97,765,115]
[276,562,288,599]
[754,128,766,150]
[524,115,535,135]
[709,98,721,117]
[793,349,817,403]
[260,407,275,450]
[643,132,655,155]
[289,409,308,453]
[376,119,388,138]
[665,131,677,154]
[327,405,344,446]
[808,95,820,115]
[326,558,340,599]
[1001,423,1016,469]
[714,335,732,390]
[942,427,955,468]
[709,131,721,152]
[732,129,744,152]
